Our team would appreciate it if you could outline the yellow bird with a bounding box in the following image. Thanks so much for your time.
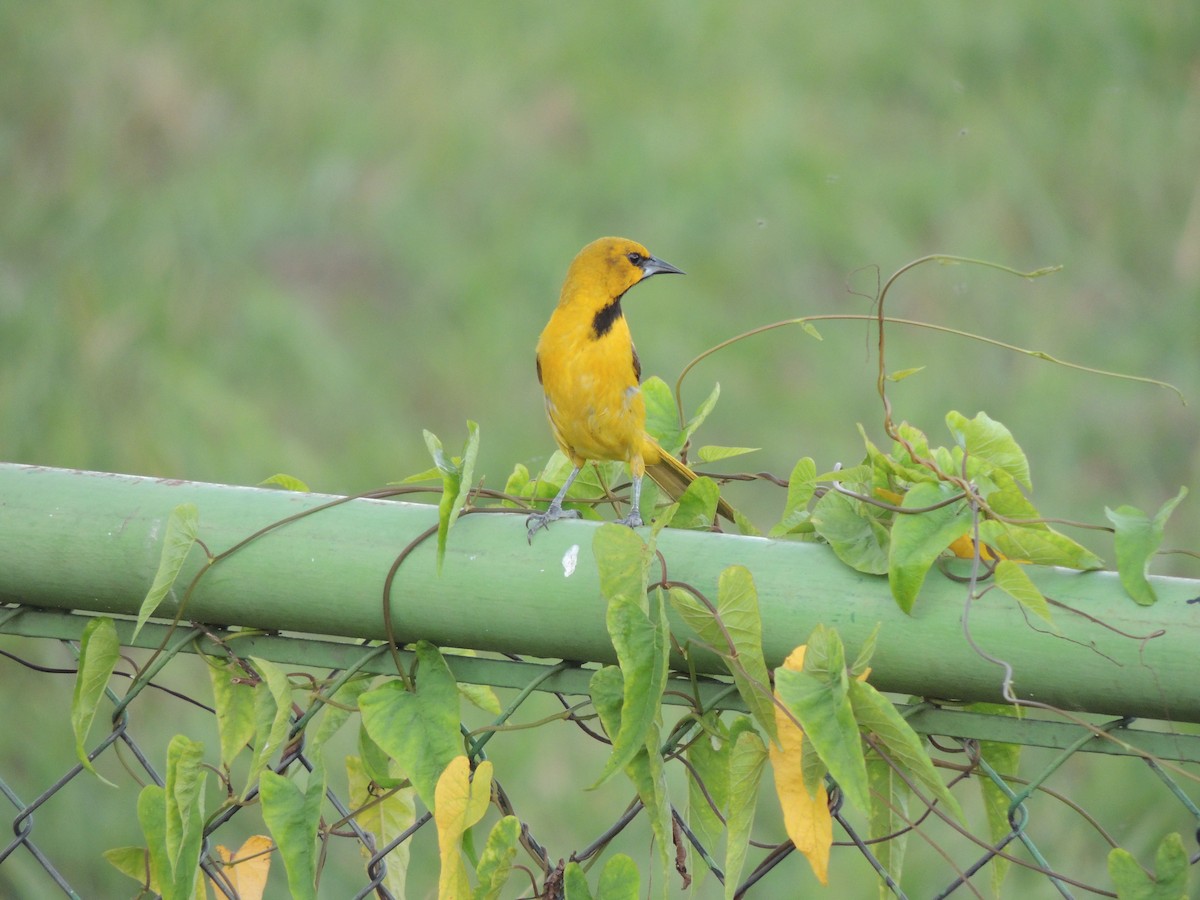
[527,236,734,540]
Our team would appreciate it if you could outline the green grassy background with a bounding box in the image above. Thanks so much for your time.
[2,2,1198,896]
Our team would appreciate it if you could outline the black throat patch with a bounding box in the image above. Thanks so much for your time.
[590,296,624,339]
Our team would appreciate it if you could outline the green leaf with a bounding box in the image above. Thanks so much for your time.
[259,473,311,492]
[164,735,206,881]
[888,481,971,613]
[593,524,651,610]
[683,381,721,444]
[867,756,908,899]
[994,560,1054,625]
[137,735,207,900]
[668,567,777,744]
[241,657,295,800]
[135,503,200,641]
[848,679,965,823]
[1106,487,1187,606]
[500,462,531,506]
[775,630,870,814]
[885,365,925,382]
[423,421,480,573]
[770,457,817,537]
[945,410,1032,489]
[396,465,443,485]
[724,730,767,900]
[207,657,257,769]
[1108,832,1189,899]
[103,846,155,890]
[592,589,669,788]
[811,489,890,574]
[472,815,521,900]
[849,623,881,679]
[359,641,462,810]
[348,755,413,900]
[667,476,720,529]
[642,376,687,453]
[71,616,119,784]
[590,666,671,900]
[685,716,731,887]
[563,861,595,900]
[968,703,1022,899]
[137,786,171,899]
[260,762,325,900]
[308,674,374,759]
[697,444,759,462]
[358,722,407,789]
[596,853,640,900]
[979,518,1104,569]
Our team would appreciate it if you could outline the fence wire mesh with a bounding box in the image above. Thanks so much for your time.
[2,605,1198,898]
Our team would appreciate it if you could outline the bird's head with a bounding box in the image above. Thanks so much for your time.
[564,237,684,303]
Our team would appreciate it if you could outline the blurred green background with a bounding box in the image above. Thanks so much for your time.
[2,2,1198,897]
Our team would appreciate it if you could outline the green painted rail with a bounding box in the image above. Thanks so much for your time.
[0,463,1197,723]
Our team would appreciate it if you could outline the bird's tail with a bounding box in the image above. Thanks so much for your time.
[644,441,736,523]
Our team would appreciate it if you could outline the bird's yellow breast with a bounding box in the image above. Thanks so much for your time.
[536,302,646,467]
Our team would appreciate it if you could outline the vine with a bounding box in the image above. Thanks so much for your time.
[64,255,1194,898]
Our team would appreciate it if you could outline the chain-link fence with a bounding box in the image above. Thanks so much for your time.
[2,603,1198,898]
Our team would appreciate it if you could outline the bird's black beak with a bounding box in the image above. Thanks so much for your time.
[640,255,685,278]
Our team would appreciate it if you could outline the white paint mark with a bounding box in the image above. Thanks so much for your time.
[562,544,580,578]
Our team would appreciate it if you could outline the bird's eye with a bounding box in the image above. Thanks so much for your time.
[627,252,644,266]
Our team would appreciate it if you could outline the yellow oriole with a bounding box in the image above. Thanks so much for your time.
[527,236,734,540]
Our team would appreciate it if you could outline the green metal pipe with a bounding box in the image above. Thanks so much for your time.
[0,463,1196,721]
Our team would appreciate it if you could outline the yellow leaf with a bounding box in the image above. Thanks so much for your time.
[874,487,905,506]
[213,836,272,900]
[947,534,1004,561]
[770,646,832,885]
[435,755,494,900]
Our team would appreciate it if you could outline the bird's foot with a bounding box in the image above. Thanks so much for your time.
[615,509,644,529]
[526,504,581,543]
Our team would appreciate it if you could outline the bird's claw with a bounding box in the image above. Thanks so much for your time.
[615,509,643,529]
[526,505,581,543]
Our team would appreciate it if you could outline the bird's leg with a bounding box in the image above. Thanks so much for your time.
[526,465,583,542]
[615,474,644,529]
